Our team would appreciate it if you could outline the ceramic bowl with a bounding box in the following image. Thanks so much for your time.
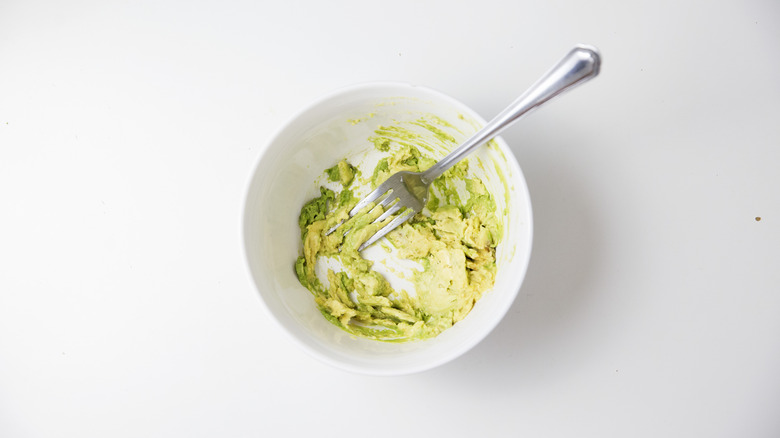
[243,82,533,375]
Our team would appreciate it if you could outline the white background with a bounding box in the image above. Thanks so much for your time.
[1,0,779,437]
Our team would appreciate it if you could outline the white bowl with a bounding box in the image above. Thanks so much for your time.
[243,82,533,375]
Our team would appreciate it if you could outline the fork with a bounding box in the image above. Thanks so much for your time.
[327,45,601,251]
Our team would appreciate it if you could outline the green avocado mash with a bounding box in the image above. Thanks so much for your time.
[325,159,356,187]
[294,117,502,342]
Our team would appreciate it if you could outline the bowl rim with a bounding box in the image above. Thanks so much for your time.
[242,80,534,375]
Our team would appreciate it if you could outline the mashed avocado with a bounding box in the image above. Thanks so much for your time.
[325,159,356,187]
[294,118,502,342]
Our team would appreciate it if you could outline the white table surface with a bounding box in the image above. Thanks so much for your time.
[2,0,779,436]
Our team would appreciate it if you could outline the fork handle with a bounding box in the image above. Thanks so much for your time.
[421,45,601,183]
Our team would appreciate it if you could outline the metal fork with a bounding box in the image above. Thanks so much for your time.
[327,45,601,251]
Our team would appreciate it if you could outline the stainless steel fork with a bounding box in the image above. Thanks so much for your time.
[327,45,601,251]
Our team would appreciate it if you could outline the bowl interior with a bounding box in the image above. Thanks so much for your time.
[244,83,532,375]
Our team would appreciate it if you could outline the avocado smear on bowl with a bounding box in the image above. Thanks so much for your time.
[294,120,503,342]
